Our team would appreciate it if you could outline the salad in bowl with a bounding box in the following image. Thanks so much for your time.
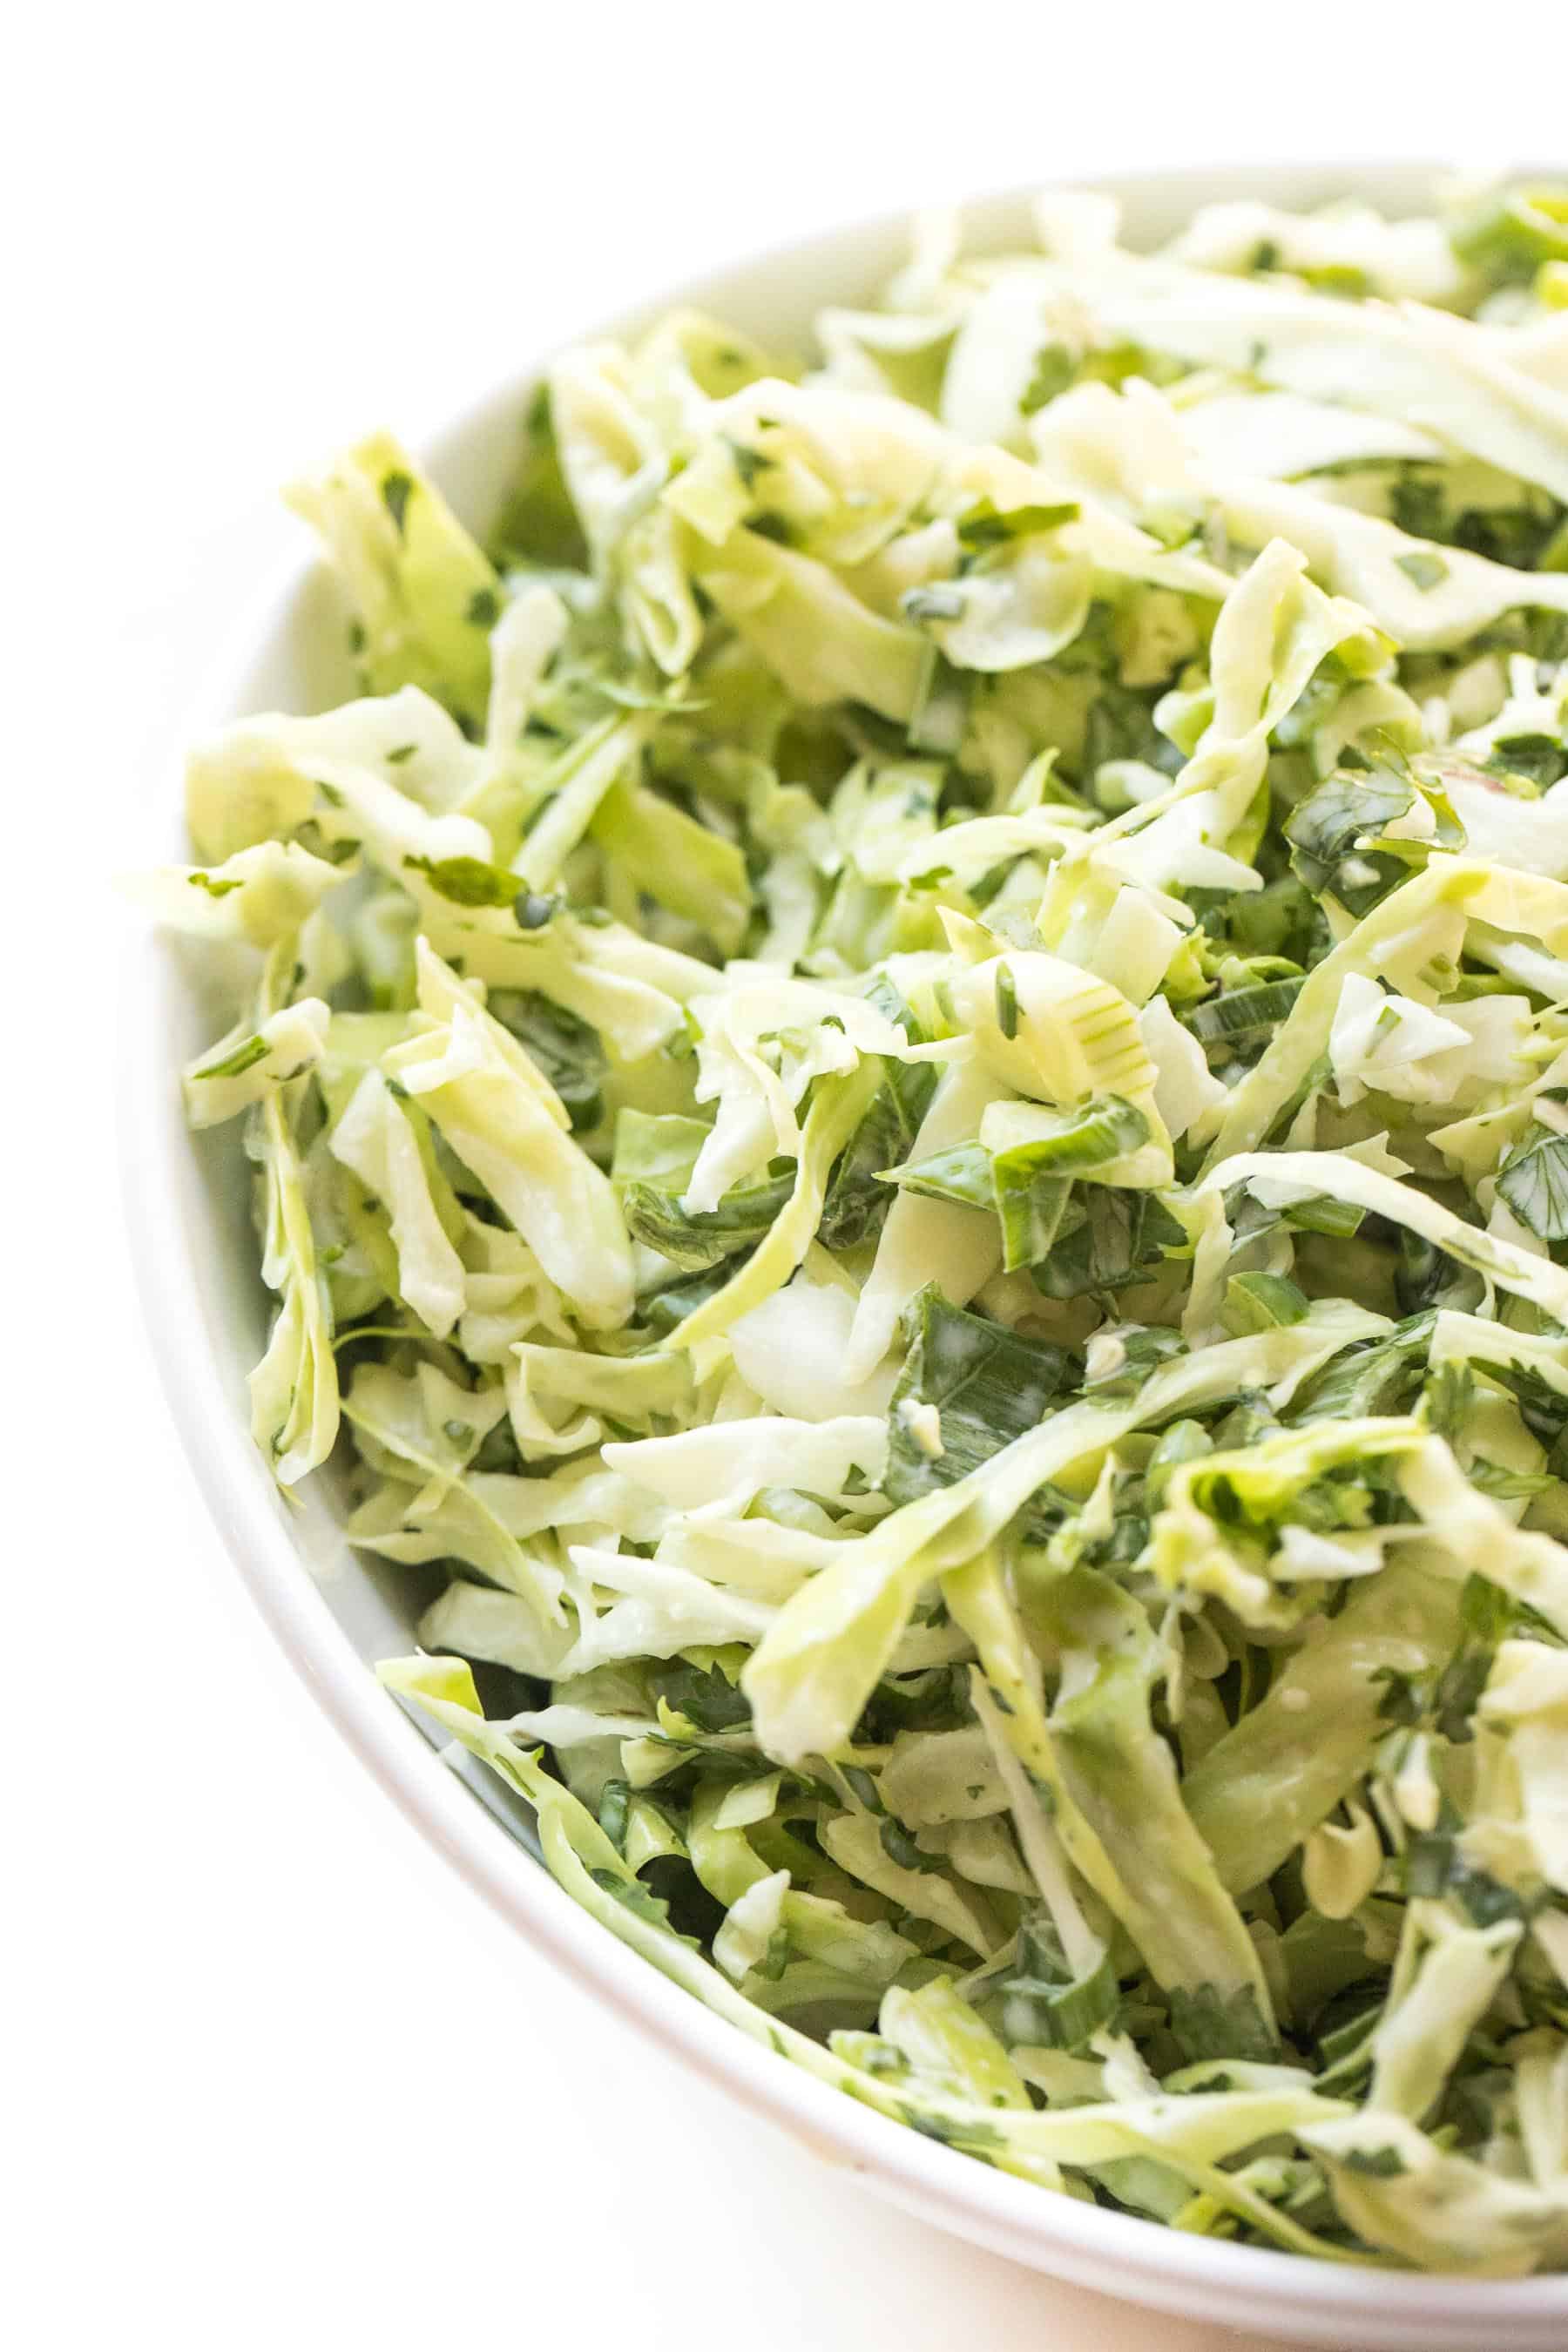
[134,171,1568,2288]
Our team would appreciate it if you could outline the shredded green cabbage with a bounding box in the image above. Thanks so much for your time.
[145,178,1568,2277]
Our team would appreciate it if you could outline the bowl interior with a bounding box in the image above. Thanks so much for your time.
[125,158,1568,2349]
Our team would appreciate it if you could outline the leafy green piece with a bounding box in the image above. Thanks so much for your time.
[622,1168,795,1273]
[402,854,522,909]
[1498,1119,1568,1241]
[956,497,1080,551]
[487,990,605,1133]
[990,1093,1150,1173]
[885,1143,995,1210]
[1221,1271,1309,1336]
[992,1922,1121,2051]
[817,982,936,1249]
[1284,766,1415,901]
[992,1160,1075,1274]
[1029,1186,1182,1300]
[1186,978,1308,1046]
[1018,344,1078,415]
[1293,1312,1436,1423]
[883,1286,1068,1517]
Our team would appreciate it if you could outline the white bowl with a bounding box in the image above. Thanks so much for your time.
[121,159,1568,2351]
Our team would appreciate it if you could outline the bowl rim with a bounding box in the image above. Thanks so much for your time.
[120,157,1568,2349]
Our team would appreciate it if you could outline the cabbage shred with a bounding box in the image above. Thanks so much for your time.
[147,179,1568,2275]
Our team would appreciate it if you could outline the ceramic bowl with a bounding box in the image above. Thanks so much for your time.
[121,158,1568,2350]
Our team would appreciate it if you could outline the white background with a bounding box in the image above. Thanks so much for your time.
[10,6,1566,2346]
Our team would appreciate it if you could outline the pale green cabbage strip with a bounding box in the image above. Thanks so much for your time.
[144,179,1568,2276]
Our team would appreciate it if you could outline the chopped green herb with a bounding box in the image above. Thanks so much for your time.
[381,470,414,533]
